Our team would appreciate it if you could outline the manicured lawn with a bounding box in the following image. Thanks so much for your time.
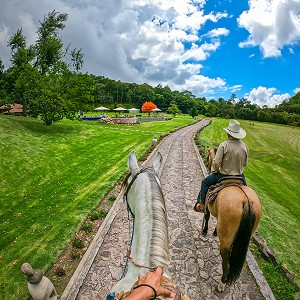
[198,118,300,290]
[0,114,196,299]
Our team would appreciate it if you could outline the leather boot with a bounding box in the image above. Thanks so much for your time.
[194,203,205,213]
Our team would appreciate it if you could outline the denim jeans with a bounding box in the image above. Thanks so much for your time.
[196,173,246,204]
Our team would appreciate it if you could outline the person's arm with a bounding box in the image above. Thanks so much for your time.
[124,267,174,300]
[211,144,224,173]
[244,144,249,167]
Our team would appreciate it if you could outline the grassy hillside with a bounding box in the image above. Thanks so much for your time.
[198,119,300,288]
[0,114,195,299]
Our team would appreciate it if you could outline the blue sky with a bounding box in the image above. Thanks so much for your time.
[0,0,300,107]
[201,0,300,104]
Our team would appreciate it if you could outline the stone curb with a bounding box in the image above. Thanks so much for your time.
[191,128,276,300]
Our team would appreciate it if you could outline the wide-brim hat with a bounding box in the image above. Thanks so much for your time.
[222,119,246,139]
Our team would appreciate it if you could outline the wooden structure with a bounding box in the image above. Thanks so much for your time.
[0,103,23,115]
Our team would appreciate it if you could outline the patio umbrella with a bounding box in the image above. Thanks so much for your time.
[95,106,109,111]
[128,108,140,113]
[113,107,128,114]
[113,107,127,111]
[151,108,162,112]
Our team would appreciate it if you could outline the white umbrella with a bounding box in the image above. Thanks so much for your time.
[128,108,140,113]
[95,106,109,111]
[113,107,128,115]
[113,107,127,111]
[151,108,162,112]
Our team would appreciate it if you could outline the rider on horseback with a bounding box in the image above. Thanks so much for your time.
[194,119,248,213]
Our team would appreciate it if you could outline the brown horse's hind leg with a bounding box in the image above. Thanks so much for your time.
[201,208,210,235]
[218,248,229,292]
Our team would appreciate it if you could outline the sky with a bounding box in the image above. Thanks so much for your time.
[1,0,300,108]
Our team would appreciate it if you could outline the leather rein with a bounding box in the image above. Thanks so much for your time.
[123,166,152,217]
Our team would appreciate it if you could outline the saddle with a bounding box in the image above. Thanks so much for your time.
[205,176,244,206]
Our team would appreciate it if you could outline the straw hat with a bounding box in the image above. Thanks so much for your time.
[223,119,246,139]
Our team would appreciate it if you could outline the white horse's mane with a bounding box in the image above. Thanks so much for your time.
[112,151,170,294]
[146,168,169,267]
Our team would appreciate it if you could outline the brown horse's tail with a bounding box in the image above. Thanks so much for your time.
[227,200,256,284]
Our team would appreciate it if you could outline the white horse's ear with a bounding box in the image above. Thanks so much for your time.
[128,150,140,176]
[153,151,162,173]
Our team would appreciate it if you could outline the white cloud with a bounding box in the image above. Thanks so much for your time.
[0,0,229,96]
[205,27,230,38]
[0,25,10,47]
[289,47,295,54]
[246,86,290,107]
[180,40,221,62]
[238,0,300,57]
[230,85,242,92]
[177,74,226,95]
[294,87,300,94]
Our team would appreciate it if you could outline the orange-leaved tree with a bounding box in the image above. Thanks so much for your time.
[141,101,157,116]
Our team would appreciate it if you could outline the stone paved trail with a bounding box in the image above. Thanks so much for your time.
[62,119,275,300]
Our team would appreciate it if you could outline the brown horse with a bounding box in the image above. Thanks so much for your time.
[206,147,217,174]
[202,154,262,292]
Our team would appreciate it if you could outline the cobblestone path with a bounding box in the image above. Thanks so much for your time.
[62,119,274,300]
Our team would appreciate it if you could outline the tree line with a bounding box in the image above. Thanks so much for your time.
[0,10,299,126]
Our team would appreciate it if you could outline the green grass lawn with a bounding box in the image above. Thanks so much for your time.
[0,114,196,300]
[198,118,300,291]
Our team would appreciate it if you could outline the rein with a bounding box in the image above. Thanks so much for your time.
[120,166,160,277]
[126,250,159,271]
[123,166,152,217]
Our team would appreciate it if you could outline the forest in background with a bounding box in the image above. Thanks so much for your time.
[0,10,299,126]
[92,75,300,127]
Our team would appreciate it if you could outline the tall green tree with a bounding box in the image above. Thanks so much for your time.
[190,106,199,119]
[5,10,89,125]
[167,103,181,117]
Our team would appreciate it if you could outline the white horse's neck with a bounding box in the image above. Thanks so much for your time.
[112,170,169,294]
[130,176,153,266]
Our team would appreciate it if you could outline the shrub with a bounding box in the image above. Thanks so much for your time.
[90,210,100,220]
[82,222,93,232]
[90,209,108,220]
[71,251,81,260]
[72,236,85,249]
[98,210,108,218]
[109,195,117,201]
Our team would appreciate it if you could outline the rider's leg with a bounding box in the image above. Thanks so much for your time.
[197,173,223,204]
[240,173,247,185]
[194,173,223,212]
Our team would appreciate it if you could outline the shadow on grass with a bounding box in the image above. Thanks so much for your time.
[10,116,82,136]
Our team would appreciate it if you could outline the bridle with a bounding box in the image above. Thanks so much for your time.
[123,166,152,217]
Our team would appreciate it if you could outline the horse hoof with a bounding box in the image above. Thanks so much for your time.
[217,282,226,292]
[201,230,207,236]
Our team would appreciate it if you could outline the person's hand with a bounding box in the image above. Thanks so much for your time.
[123,267,175,299]
[136,267,174,299]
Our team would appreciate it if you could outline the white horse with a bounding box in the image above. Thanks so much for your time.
[111,151,189,299]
